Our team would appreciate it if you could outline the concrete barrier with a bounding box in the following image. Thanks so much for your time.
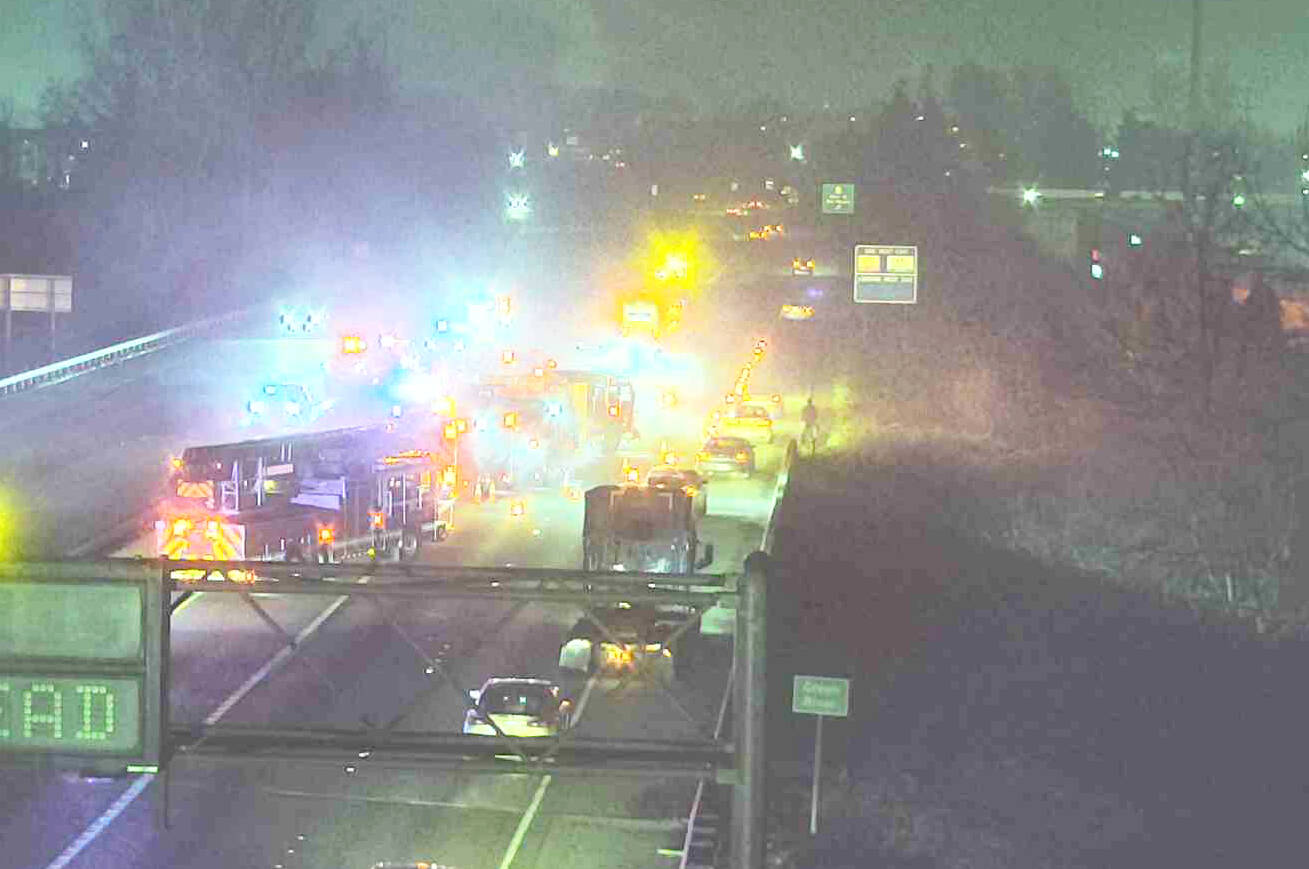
[0,309,250,398]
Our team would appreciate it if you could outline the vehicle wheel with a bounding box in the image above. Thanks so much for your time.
[399,528,421,561]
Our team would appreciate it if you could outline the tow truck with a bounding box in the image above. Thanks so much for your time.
[581,483,713,574]
[158,425,454,567]
[558,603,680,680]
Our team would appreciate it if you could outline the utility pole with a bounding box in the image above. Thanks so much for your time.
[732,551,769,869]
[1189,0,1203,132]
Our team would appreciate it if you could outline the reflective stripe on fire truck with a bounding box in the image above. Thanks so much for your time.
[155,518,245,560]
[176,480,214,499]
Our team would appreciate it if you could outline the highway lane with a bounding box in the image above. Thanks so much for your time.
[5,442,779,869]
[2,219,797,868]
[0,232,630,559]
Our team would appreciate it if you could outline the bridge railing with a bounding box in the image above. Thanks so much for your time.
[0,309,250,398]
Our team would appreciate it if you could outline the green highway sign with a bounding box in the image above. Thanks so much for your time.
[699,604,736,636]
[0,565,165,770]
[792,675,850,717]
[821,183,855,215]
[854,244,918,304]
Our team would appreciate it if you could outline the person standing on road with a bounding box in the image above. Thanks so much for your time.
[801,396,819,452]
[801,396,818,430]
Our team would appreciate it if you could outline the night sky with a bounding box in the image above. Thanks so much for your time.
[2,0,1306,131]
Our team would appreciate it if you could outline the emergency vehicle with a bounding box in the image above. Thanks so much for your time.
[159,425,454,566]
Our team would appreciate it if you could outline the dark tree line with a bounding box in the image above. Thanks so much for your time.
[6,0,499,344]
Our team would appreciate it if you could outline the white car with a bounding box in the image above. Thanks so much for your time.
[463,677,573,738]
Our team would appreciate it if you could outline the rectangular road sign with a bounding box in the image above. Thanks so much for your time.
[792,675,850,717]
[1,274,72,313]
[854,244,918,304]
[821,183,855,215]
[0,565,165,770]
[700,604,736,636]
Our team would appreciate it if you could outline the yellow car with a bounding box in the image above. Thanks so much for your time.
[718,403,774,445]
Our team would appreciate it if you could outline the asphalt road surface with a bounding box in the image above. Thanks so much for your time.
[0,222,806,869]
[0,442,781,869]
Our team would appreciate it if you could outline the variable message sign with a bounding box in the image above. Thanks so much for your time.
[0,565,165,770]
[853,244,918,304]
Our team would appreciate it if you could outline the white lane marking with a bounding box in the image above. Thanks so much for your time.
[497,774,553,869]
[43,580,361,869]
[204,590,352,725]
[495,673,596,869]
[571,673,597,723]
[43,773,154,869]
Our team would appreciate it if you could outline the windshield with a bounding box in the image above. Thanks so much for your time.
[479,684,551,716]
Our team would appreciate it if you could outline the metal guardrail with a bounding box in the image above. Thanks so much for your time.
[761,439,798,555]
[675,438,798,869]
[0,309,250,397]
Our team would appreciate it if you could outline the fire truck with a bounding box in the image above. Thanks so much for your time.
[548,369,635,452]
[581,484,714,574]
[158,425,454,565]
[464,370,636,487]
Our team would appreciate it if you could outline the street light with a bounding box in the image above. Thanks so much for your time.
[1021,187,1041,206]
[789,144,805,162]
[508,149,526,169]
